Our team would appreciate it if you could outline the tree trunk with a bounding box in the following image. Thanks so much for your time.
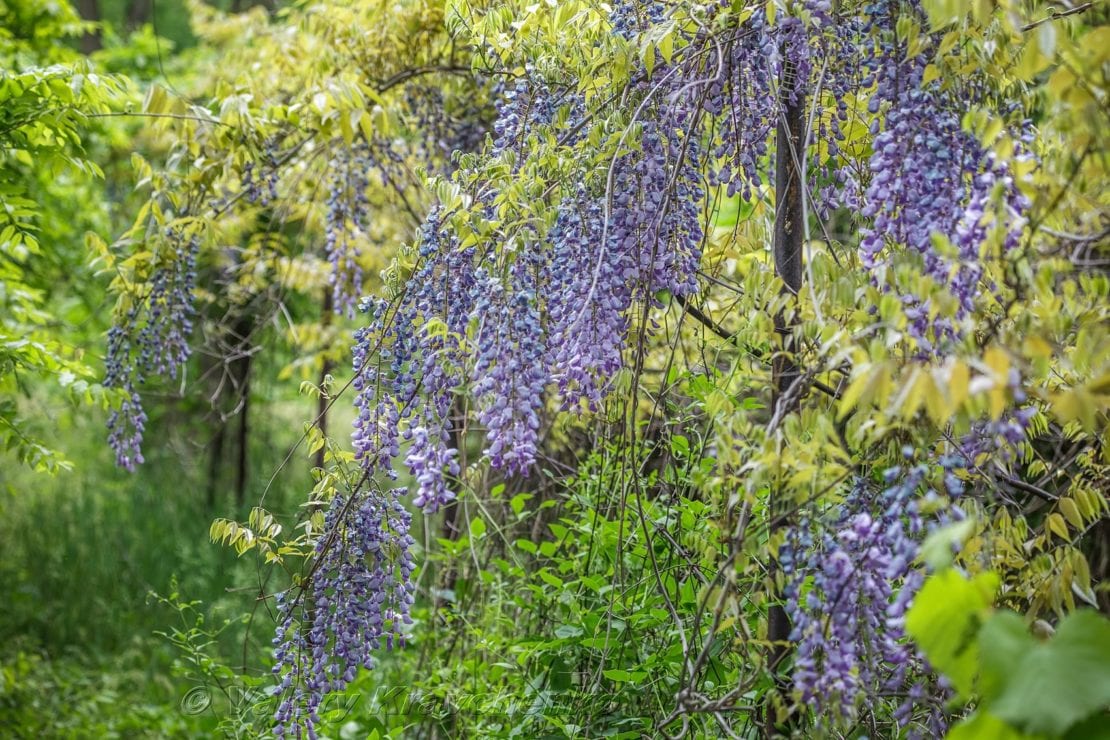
[767,53,807,735]
[126,0,152,28]
[230,313,254,509]
[315,290,333,472]
[75,0,102,53]
[206,422,226,511]
[235,381,250,508]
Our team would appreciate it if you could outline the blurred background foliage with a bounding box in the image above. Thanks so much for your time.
[0,0,312,734]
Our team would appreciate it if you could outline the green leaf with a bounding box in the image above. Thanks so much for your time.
[905,569,997,698]
[510,493,531,515]
[977,611,1035,703]
[554,624,582,639]
[919,517,976,571]
[990,610,1110,736]
[602,669,646,683]
[1065,713,1110,740]
[947,711,1037,740]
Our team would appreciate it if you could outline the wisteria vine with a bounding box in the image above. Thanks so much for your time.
[272,487,415,737]
[95,1,1042,735]
[270,0,1038,732]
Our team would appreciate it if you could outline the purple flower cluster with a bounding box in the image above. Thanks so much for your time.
[784,472,921,723]
[470,258,547,475]
[403,424,460,511]
[609,0,666,39]
[960,370,1036,464]
[491,78,560,159]
[700,1,835,200]
[104,229,200,470]
[701,0,1031,349]
[241,138,281,207]
[702,29,775,199]
[612,116,704,297]
[784,445,978,733]
[347,40,711,484]
[542,191,628,408]
[273,487,415,738]
[242,158,279,207]
[404,84,491,172]
[854,4,1030,349]
[542,14,705,407]
[324,145,371,318]
[105,387,147,471]
[351,210,476,511]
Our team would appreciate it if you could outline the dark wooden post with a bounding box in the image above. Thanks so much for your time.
[315,289,334,472]
[767,53,806,734]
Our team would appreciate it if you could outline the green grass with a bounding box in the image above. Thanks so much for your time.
[0,390,316,736]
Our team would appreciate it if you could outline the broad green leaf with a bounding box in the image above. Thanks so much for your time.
[947,711,1037,740]
[919,517,976,571]
[991,610,1110,736]
[977,611,1036,703]
[906,569,998,698]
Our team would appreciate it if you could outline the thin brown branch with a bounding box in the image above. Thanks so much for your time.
[1022,2,1094,32]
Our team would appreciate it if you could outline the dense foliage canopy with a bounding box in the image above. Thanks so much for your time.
[2,0,1109,738]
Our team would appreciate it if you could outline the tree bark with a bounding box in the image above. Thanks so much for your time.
[74,0,102,53]
[206,422,226,510]
[767,54,807,735]
[315,290,333,472]
[126,0,152,28]
[229,313,254,509]
[235,380,250,508]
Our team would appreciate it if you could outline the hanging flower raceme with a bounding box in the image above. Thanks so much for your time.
[703,4,779,199]
[540,6,707,408]
[403,83,491,173]
[783,457,953,736]
[272,487,416,738]
[855,5,1030,349]
[323,144,372,318]
[491,77,563,160]
[278,211,475,735]
[104,228,200,470]
[271,3,1042,733]
[543,189,633,408]
[350,209,476,512]
[470,251,547,475]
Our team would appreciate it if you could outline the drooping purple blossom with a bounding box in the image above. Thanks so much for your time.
[542,48,705,408]
[959,368,1036,465]
[104,229,200,470]
[324,144,371,318]
[609,0,666,39]
[350,210,476,511]
[273,4,1046,736]
[105,390,147,471]
[242,139,280,207]
[470,256,547,475]
[543,190,631,408]
[783,456,949,735]
[491,78,560,159]
[273,487,415,738]
[404,83,491,172]
[853,3,1030,349]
